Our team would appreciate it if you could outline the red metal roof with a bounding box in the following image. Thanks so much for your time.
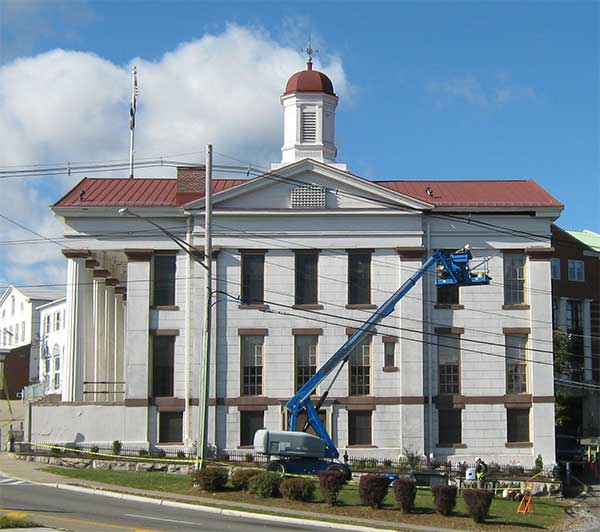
[375,179,563,208]
[53,177,246,208]
[284,63,335,96]
[53,176,562,210]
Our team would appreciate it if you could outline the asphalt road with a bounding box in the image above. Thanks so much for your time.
[0,475,374,532]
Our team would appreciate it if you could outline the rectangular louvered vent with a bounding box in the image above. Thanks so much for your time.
[290,184,326,208]
[301,111,317,143]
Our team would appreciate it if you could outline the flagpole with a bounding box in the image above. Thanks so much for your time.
[129,66,138,179]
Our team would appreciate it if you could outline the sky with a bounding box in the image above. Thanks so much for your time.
[0,0,598,288]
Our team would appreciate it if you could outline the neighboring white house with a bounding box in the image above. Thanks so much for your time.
[27,59,563,467]
[37,298,67,395]
[0,286,65,387]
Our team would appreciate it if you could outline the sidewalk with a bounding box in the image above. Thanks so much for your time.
[0,452,464,532]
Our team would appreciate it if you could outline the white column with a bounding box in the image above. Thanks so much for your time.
[583,299,593,383]
[62,253,90,402]
[125,251,151,400]
[104,282,116,401]
[114,291,125,402]
[559,298,568,331]
[93,276,107,402]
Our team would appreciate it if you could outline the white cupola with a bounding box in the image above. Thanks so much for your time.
[275,56,345,170]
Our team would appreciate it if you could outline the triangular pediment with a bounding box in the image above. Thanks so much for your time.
[184,159,433,212]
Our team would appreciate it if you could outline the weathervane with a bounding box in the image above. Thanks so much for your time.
[303,33,319,70]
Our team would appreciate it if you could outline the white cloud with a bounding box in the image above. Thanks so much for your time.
[0,23,351,288]
[427,74,536,108]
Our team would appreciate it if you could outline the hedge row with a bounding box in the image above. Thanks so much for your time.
[191,467,495,522]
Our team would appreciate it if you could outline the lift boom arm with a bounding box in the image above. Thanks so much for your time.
[285,249,489,459]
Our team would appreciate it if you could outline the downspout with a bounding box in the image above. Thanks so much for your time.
[425,218,434,459]
[184,215,193,447]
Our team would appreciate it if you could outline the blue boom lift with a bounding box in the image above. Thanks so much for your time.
[254,247,491,477]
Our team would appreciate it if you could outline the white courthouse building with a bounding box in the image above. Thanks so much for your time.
[28,60,563,467]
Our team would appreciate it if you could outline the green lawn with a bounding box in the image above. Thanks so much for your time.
[44,466,570,531]
[0,516,40,529]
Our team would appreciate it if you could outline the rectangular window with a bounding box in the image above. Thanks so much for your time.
[288,410,327,436]
[384,342,395,368]
[295,335,318,392]
[152,336,175,397]
[551,258,561,280]
[568,259,585,282]
[567,300,584,358]
[240,411,264,446]
[437,283,459,305]
[504,253,526,305]
[53,355,61,388]
[552,298,560,330]
[507,408,530,443]
[241,253,264,304]
[21,321,25,341]
[54,311,61,331]
[14,324,19,343]
[348,251,371,305]
[295,252,318,305]
[438,409,462,445]
[349,337,371,395]
[159,411,183,443]
[506,334,527,394]
[45,315,51,335]
[153,255,177,306]
[348,410,372,446]
[241,335,264,396]
[438,334,460,394]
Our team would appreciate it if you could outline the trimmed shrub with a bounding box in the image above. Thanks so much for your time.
[248,471,281,498]
[90,446,100,454]
[176,450,186,459]
[432,485,457,516]
[393,479,417,513]
[280,477,316,502]
[193,466,229,492]
[138,449,149,457]
[231,468,262,491]
[318,470,346,506]
[359,474,390,509]
[151,448,166,458]
[462,489,494,523]
[111,440,122,455]
[245,453,254,463]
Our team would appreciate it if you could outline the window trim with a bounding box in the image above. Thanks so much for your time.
[567,259,585,282]
[437,333,461,395]
[349,337,371,396]
[505,333,528,395]
[503,252,527,306]
[347,409,373,447]
[240,334,265,396]
[506,407,531,444]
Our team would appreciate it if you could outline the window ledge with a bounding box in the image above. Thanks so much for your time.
[347,444,378,449]
[238,304,268,310]
[436,443,467,449]
[434,304,464,310]
[292,304,324,310]
[382,366,399,373]
[237,445,255,450]
[505,442,533,448]
[502,304,530,310]
[345,304,377,310]
[151,305,180,311]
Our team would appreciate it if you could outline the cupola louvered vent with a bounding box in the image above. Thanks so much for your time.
[301,111,317,143]
[290,184,326,208]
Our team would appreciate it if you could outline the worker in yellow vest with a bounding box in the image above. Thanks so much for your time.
[476,458,488,488]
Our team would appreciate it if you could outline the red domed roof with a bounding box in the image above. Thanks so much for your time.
[284,62,335,96]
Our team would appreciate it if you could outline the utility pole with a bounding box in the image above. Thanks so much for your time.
[197,144,213,468]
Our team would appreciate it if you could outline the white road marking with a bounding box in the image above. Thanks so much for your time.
[124,514,203,526]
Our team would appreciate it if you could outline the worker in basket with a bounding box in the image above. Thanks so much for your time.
[476,457,488,488]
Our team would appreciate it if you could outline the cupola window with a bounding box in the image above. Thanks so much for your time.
[301,110,317,143]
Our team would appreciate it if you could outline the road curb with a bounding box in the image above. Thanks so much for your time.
[49,482,400,532]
